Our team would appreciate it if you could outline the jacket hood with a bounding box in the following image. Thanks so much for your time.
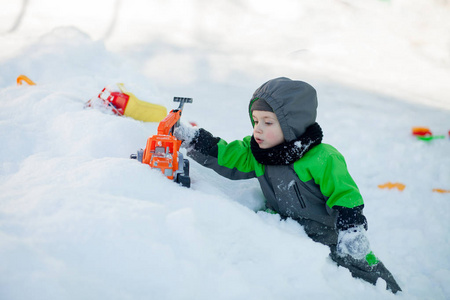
[249,77,318,142]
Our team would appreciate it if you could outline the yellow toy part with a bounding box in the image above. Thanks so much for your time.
[118,84,167,122]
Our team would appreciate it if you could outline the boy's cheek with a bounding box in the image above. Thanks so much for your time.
[265,132,274,140]
[266,131,278,141]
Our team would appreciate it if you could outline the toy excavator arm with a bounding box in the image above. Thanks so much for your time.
[157,97,193,135]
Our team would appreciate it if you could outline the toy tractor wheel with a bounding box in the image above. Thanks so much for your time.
[176,159,191,188]
[130,149,144,162]
[183,159,189,176]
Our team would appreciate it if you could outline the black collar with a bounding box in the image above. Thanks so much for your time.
[250,123,323,165]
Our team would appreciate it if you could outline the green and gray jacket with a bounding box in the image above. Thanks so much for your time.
[187,78,367,245]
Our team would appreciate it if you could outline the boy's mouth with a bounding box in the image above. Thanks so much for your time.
[255,137,263,144]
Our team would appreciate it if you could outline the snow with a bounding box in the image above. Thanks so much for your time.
[1,0,450,299]
[336,226,371,260]
[174,122,199,150]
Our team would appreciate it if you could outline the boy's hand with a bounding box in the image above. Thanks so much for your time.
[174,122,198,148]
[337,225,371,260]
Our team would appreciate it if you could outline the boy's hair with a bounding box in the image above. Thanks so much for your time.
[251,98,273,113]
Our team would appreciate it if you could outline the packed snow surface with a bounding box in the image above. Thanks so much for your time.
[1,1,450,299]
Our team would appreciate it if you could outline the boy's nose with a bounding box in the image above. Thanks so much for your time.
[254,124,262,133]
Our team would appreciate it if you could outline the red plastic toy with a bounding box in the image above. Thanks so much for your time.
[412,127,447,141]
[412,127,432,137]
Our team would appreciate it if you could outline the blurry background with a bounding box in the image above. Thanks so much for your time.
[1,0,450,109]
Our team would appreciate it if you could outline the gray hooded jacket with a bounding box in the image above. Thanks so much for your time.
[187,78,365,246]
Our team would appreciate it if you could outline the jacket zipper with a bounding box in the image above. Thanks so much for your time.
[293,183,306,209]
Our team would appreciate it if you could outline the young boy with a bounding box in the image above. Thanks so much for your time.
[174,77,401,293]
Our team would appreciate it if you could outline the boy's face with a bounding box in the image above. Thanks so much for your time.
[252,110,285,149]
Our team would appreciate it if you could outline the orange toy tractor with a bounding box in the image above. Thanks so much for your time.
[131,97,193,187]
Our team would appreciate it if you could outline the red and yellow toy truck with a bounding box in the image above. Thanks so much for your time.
[131,97,192,187]
[85,83,167,122]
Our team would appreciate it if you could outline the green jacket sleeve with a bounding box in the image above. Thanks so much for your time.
[187,129,260,180]
[217,136,265,177]
[294,144,367,230]
[295,144,364,209]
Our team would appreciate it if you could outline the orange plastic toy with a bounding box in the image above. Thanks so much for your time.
[432,189,450,194]
[378,182,406,191]
[412,127,432,137]
[16,75,36,86]
[378,183,450,194]
[131,97,192,187]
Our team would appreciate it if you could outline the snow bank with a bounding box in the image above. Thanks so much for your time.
[1,1,450,299]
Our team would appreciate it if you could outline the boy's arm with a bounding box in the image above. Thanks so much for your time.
[322,153,367,230]
[175,125,258,180]
[334,204,367,231]
[189,128,221,158]
[308,148,370,259]
[302,146,367,230]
